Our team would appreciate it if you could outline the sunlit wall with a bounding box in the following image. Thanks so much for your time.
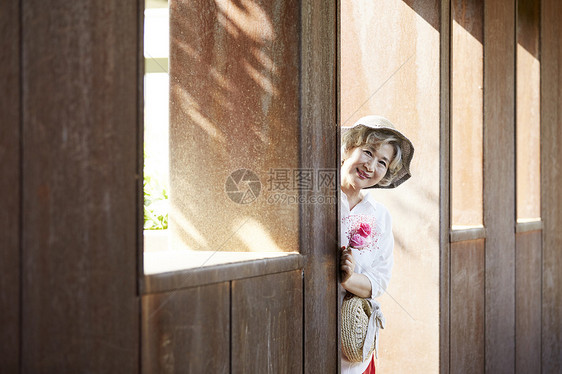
[169,0,301,254]
[341,1,440,371]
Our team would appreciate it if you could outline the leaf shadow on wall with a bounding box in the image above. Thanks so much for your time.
[168,0,301,253]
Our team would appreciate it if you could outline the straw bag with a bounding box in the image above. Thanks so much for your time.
[341,292,385,363]
[341,293,375,362]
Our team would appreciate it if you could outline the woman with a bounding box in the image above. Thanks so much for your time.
[340,115,414,374]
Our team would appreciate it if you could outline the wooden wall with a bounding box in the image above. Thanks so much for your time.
[301,0,339,372]
[541,0,562,372]
[0,0,141,371]
[144,0,338,373]
[1,0,561,372]
[450,239,485,374]
[515,230,542,373]
[483,1,516,372]
[515,0,542,373]
[447,0,561,373]
[0,0,21,371]
[142,270,303,373]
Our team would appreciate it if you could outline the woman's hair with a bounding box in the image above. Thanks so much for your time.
[342,125,404,187]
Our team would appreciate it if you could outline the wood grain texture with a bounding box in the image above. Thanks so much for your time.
[21,0,140,371]
[137,0,145,297]
[450,239,485,374]
[440,0,451,372]
[231,271,303,373]
[142,283,230,373]
[515,4,541,372]
[143,253,303,294]
[541,0,562,372]
[300,0,339,373]
[515,230,542,374]
[0,0,20,371]
[483,0,516,372]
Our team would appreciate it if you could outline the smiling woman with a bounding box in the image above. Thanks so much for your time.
[338,116,414,373]
[339,0,441,371]
[341,143,395,193]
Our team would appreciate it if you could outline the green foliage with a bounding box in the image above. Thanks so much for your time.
[144,147,169,230]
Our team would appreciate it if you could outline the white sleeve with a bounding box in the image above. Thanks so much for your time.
[363,210,394,299]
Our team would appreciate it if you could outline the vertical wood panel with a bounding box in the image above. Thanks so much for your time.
[515,230,542,373]
[541,0,562,372]
[516,3,541,373]
[440,0,451,371]
[21,0,140,371]
[301,0,339,372]
[142,283,230,373]
[231,270,303,373]
[483,0,516,372]
[0,0,20,371]
[450,239,485,374]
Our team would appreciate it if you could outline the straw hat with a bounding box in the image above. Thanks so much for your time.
[342,115,414,189]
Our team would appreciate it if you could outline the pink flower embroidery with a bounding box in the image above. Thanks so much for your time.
[341,215,381,253]
[348,223,371,249]
[349,233,366,248]
[357,223,371,237]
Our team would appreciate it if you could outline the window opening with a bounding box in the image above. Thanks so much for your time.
[451,0,484,230]
[516,0,541,222]
[143,0,305,276]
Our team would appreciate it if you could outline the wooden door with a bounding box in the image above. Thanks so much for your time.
[141,1,339,373]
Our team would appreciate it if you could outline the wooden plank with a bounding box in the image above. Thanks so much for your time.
[440,0,451,372]
[450,227,486,243]
[231,270,303,373]
[301,0,339,372]
[514,3,541,369]
[21,0,140,371]
[142,283,230,373]
[0,0,20,371]
[541,0,562,372]
[483,0,516,372]
[143,253,303,294]
[515,220,542,233]
[450,239,485,374]
[515,230,542,373]
[137,0,145,297]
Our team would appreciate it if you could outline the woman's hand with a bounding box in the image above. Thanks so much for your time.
[340,246,355,284]
[340,246,373,298]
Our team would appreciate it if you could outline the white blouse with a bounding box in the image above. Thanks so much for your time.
[340,191,394,374]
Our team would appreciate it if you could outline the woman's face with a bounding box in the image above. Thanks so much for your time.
[341,143,394,190]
